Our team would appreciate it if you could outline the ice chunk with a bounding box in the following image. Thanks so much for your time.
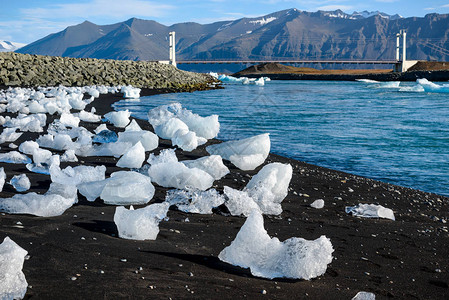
[4,114,46,132]
[148,103,219,140]
[223,186,261,217]
[93,130,118,144]
[154,117,189,140]
[0,128,23,143]
[94,123,108,134]
[78,180,107,202]
[50,164,106,187]
[0,151,31,164]
[104,110,131,128]
[26,155,60,175]
[218,210,334,280]
[10,174,31,192]
[310,199,324,209]
[76,110,101,123]
[60,150,78,162]
[147,148,178,165]
[121,86,141,98]
[100,171,155,205]
[18,141,39,155]
[245,163,293,215]
[356,79,379,83]
[176,112,219,140]
[172,128,206,151]
[32,148,52,165]
[181,155,229,180]
[417,78,449,93]
[67,92,86,110]
[28,100,46,113]
[0,167,5,192]
[352,291,376,300]
[345,204,395,220]
[0,237,28,300]
[0,183,77,217]
[148,162,214,191]
[255,77,265,86]
[76,141,132,158]
[206,133,270,170]
[165,188,225,214]
[125,119,142,131]
[116,141,145,169]
[117,130,158,152]
[378,81,400,88]
[114,202,169,240]
[59,112,80,128]
[228,153,266,171]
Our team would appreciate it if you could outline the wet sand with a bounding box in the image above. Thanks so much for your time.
[1,88,448,299]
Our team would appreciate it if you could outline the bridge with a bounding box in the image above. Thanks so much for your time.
[162,31,418,72]
[176,59,398,65]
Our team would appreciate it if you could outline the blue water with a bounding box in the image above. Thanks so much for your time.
[114,80,449,196]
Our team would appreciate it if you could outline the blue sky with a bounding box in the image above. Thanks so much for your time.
[2,0,449,44]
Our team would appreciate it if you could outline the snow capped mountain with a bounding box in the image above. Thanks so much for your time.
[16,8,447,62]
[0,41,26,52]
[322,10,403,20]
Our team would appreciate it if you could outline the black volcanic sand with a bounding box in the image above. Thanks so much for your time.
[1,88,448,299]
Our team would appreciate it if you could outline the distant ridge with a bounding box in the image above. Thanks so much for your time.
[0,41,26,52]
[17,9,449,62]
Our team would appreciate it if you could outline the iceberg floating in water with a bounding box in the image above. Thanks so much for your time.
[0,183,77,217]
[114,202,169,240]
[218,210,334,279]
[206,133,270,170]
[417,78,449,93]
[345,203,395,220]
[0,237,28,300]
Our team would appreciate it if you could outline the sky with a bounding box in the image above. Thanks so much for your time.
[1,0,449,44]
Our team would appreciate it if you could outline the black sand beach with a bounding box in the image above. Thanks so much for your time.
[1,88,448,299]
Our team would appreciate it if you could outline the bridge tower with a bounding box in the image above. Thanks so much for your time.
[169,31,176,67]
[394,30,417,72]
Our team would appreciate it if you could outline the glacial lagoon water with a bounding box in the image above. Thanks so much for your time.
[114,80,449,196]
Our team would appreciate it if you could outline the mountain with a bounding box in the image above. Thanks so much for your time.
[0,41,26,52]
[17,9,449,62]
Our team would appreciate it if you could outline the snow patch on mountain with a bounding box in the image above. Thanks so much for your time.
[0,41,26,52]
[249,17,277,26]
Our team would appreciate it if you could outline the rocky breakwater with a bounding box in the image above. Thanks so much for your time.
[0,52,216,90]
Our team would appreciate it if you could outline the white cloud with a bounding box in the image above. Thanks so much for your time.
[442,4,449,8]
[21,0,174,20]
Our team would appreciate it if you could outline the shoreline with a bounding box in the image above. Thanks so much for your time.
[1,87,448,299]
[234,70,449,81]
